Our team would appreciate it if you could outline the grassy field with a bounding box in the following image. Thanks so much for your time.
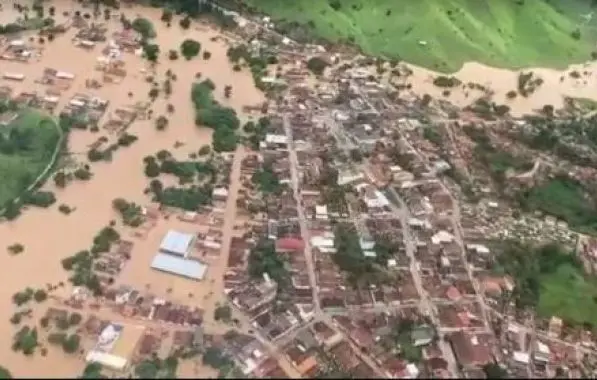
[538,264,597,326]
[0,110,60,205]
[244,0,597,72]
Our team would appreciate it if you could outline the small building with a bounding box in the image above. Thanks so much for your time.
[85,323,145,371]
[159,230,195,257]
[150,253,208,281]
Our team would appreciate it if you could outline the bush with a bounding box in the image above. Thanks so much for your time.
[10,313,21,325]
[214,305,232,322]
[53,172,67,188]
[181,39,201,60]
[33,289,47,303]
[155,116,169,131]
[203,51,211,60]
[433,75,461,88]
[198,145,211,156]
[179,17,191,29]
[74,168,92,181]
[168,49,179,60]
[22,191,56,208]
[68,312,82,326]
[161,9,173,23]
[7,243,24,255]
[144,158,161,178]
[47,332,66,345]
[62,334,80,353]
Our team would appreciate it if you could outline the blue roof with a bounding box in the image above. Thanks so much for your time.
[151,253,207,280]
[159,230,195,256]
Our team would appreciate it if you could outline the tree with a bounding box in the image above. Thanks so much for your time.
[33,289,47,303]
[214,305,232,322]
[132,17,156,39]
[68,312,82,326]
[7,243,24,255]
[482,363,508,379]
[224,85,232,99]
[306,57,328,75]
[149,87,160,101]
[180,39,201,60]
[62,334,80,353]
[144,158,161,178]
[81,363,103,379]
[199,145,211,156]
[143,43,160,62]
[53,171,67,188]
[0,365,12,379]
[179,16,191,30]
[349,149,363,162]
[161,9,173,23]
[156,116,169,131]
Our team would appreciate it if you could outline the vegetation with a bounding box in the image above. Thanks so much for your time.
[180,39,201,60]
[12,326,38,356]
[251,165,283,194]
[242,117,270,150]
[214,305,232,323]
[0,110,61,213]
[7,243,24,255]
[0,366,11,379]
[112,198,144,227]
[433,76,460,88]
[132,17,156,39]
[12,288,34,306]
[248,239,289,288]
[191,79,240,152]
[494,240,597,326]
[243,0,597,72]
[22,190,56,208]
[134,356,178,379]
[143,43,160,62]
[62,334,80,354]
[517,175,597,233]
[306,57,328,75]
[81,363,103,379]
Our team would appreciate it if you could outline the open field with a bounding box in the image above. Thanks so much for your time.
[244,0,597,72]
[0,110,60,205]
[538,264,597,326]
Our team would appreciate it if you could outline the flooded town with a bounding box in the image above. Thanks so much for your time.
[1,0,597,379]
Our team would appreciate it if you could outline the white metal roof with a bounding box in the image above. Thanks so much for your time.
[159,230,195,256]
[151,253,207,281]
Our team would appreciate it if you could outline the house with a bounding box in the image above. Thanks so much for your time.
[411,325,434,347]
[449,331,493,368]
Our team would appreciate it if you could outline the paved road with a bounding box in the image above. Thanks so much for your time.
[283,114,320,313]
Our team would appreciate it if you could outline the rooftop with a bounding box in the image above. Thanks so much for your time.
[150,253,207,281]
[159,230,195,257]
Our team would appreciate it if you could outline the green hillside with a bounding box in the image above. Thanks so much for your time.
[243,0,597,72]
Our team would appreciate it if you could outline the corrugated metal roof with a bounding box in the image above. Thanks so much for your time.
[159,230,195,256]
[151,253,207,280]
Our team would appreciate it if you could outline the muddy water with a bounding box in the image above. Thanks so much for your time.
[0,0,263,376]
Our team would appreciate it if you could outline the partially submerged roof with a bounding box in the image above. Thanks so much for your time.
[159,230,195,256]
[151,253,207,281]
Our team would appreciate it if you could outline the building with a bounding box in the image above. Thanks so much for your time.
[85,323,145,371]
[159,230,195,257]
[150,253,208,281]
[150,230,208,281]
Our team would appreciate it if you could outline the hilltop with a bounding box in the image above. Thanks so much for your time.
[242,0,597,72]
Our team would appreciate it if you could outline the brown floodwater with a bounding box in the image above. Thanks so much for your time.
[0,0,263,376]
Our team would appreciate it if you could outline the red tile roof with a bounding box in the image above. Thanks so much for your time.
[276,237,305,252]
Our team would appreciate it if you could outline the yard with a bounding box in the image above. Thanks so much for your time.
[244,0,597,72]
[0,109,61,206]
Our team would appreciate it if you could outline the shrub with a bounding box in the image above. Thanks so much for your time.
[62,334,80,353]
[181,39,201,60]
[203,51,211,60]
[179,17,191,29]
[53,171,67,188]
[132,17,156,39]
[155,116,169,131]
[7,243,24,255]
[168,50,179,60]
[199,145,211,156]
[33,289,47,303]
[68,312,82,326]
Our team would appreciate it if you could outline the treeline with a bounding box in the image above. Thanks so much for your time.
[191,79,240,152]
